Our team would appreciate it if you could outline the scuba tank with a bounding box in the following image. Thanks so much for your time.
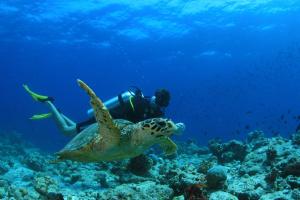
[86,87,143,117]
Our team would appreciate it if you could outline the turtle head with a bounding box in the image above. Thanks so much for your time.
[139,118,184,141]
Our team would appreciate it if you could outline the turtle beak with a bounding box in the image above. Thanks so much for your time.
[174,122,185,135]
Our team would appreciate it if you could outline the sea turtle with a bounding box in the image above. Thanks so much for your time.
[55,79,185,162]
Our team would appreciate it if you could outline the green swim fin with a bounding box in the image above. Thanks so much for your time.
[30,113,52,120]
[23,84,53,102]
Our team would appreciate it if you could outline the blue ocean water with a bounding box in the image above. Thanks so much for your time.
[1,0,300,152]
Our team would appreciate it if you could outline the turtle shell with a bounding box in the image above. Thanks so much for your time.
[114,119,134,130]
[60,123,99,152]
[59,119,133,152]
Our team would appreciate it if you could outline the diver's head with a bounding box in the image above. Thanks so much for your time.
[154,88,170,107]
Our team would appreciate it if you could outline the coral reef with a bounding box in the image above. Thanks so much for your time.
[98,181,173,200]
[198,159,215,174]
[206,165,227,189]
[265,145,277,165]
[127,154,153,176]
[23,152,46,171]
[208,139,248,163]
[209,191,238,200]
[0,130,300,199]
[292,132,300,145]
[184,183,207,200]
[247,130,269,150]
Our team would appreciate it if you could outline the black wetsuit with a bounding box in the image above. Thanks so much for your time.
[76,94,164,133]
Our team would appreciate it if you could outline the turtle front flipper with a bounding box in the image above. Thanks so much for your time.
[77,79,120,145]
[158,137,177,155]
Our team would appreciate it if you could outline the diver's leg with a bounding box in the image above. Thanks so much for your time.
[61,114,76,126]
[44,101,77,136]
[23,84,78,136]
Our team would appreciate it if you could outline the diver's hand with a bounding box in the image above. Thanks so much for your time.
[174,122,185,135]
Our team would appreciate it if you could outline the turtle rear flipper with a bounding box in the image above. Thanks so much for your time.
[158,137,177,155]
[77,79,120,145]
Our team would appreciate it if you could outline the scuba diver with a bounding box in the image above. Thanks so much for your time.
[23,84,171,137]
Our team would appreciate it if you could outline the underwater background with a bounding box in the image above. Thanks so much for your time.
[1,0,300,152]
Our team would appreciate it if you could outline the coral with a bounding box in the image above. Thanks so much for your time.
[206,165,227,189]
[209,191,238,200]
[286,176,300,189]
[94,171,119,188]
[7,186,29,200]
[159,161,205,196]
[178,141,210,155]
[208,139,223,158]
[184,183,207,200]
[0,180,9,199]
[273,176,290,191]
[0,162,9,175]
[127,154,153,176]
[99,181,173,200]
[33,175,59,197]
[224,140,248,161]
[23,152,45,171]
[173,195,184,200]
[69,173,81,184]
[265,168,279,184]
[259,191,292,200]
[163,169,186,195]
[208,139,248,163]
[247,130,269,150]
[265,145,277,165]
[247,130,264,143]
[245,166,261,176]
[0,132,26,158]
[292,189,300,199]
[292,132,300,145]
[228,174,266,200]
[281,159,300,177]
[0,187,5,199]
[198,160,214,174]
[2,129,300,199]
[46,192,64,200]
[3,166,34,187]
